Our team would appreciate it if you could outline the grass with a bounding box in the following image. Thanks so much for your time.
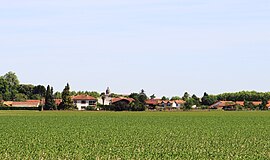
[0,111,269,159]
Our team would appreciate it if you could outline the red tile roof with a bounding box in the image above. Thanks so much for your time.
[111,97,134,104]
[236,101,262,106]
[72,95,96,100]
[236,101,244,106]
[145,99,159,105]
[210,101,235,108]
[54,99,62,105]
[12,101,40,107]
[252,101,262,106]
[157,100,185,104]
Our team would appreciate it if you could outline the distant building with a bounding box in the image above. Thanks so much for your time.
[145,99,185,109]
[12,100,41,107]
[72,95,97,110]
[98,87,112,105]
[111,97,134,105]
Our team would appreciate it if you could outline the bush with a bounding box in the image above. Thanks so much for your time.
[86,105,95,111]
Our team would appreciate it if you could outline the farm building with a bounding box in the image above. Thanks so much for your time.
[210,101,236,110]
[12,101,41,107]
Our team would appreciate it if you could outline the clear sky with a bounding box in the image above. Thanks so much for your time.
[0,0,270,98]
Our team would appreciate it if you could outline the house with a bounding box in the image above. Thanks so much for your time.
[210,101,235,110]
[72,95,97,110]
[157,100,185,109]
[145,99,159,109]
[210,101,264,110]
[2,100,42,107]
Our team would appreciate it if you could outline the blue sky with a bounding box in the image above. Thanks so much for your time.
[0,0,270,97]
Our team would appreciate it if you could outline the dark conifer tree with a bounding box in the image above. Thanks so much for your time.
[59,83,74,110]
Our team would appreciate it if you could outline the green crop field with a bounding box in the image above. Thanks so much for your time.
[0,111,269,159]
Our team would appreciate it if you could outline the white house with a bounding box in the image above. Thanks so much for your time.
[72,95,97,110]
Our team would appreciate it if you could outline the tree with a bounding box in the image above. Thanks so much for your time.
[170,96,181,100]
[191,94,200,106]
[100,92,106,106]
[44,85,56,110]
[14,93,27,101]
[54,92,62,99]
[0,72,19,100]
[110,93,120,98]
[0,76,9,100]
[183,98,194,110]
[150,94,156,99]
[138,90,148,104]
[59,83,74,110]
[182,92,190,101]
[88,91,100,98]
[33,85,46,98]
[201,92,217,106]
[17,84,34,99]
[259,98,268,110]
[244,100,254,110]
[161,96,169,100]
[129,93,139,101]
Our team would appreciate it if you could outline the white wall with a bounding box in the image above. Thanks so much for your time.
[75,100,96,110]
[97,97,111,106]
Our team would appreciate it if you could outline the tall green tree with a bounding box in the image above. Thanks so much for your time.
[33,85,46,98]
[191,94,200,106]
[44,85,56,110]
[201,92,217,106]
[59,83,74,110]
[54,92,62,99]
[150,94,156,99]
[100,92,106,106]
[138,89,148,104]
[0,72,19,100]
[182,92,190,101]
[17,84,34,99]
[183,98,195,110]
[14,93,27,101]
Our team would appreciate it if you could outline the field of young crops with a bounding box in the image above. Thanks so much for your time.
[0,111,269,159]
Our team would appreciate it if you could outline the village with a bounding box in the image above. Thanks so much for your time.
[1,86,270,111]
[1,72,270,111]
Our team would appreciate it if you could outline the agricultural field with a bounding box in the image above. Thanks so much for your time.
[0,111,269,159]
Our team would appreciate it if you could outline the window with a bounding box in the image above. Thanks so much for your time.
[89,100,96,105]
[81,100,86,104]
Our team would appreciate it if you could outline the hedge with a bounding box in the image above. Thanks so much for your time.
[0,106,41,111]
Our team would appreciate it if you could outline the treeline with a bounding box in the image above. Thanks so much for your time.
[0,72,101,102]
[216,91,270,102]
[0,72,46,101]
[1,71,270,111]
[159,91,270,108]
